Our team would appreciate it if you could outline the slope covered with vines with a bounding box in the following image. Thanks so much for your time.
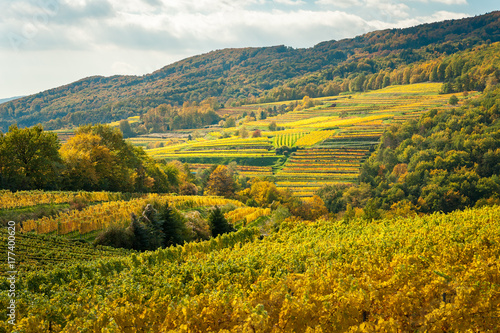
[1,205,499,331]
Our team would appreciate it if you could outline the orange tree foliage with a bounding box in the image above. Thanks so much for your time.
[238,179,283,207]
[59,125,178,192]
[205,165,237,198]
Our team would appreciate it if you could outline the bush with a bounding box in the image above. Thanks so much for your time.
[449,95,459,105]
[94,226,134,249]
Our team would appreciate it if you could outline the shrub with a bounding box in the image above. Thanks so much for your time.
[94,225,134,249]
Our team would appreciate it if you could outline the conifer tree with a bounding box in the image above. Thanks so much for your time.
[127,212,150,251]
[159,202,187,247]
[209,206,235,238]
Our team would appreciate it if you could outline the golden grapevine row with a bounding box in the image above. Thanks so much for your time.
[20,195,244,235]
[0,190,126,210]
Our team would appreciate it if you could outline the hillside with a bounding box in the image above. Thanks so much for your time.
[2,205,499,331]
[0,11,499,131]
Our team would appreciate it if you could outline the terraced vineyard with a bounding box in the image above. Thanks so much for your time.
[146,136,279,166]
[190,163,273,178]
[133,83,474,197]
[276,148,370,196]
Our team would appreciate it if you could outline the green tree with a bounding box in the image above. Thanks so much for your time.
[239,126,249,138]
[316,184,352,214]
[268,121,277,131]
[224,117,236,128]
[159,202,188,247]
[449,95,459,105]
[119,119,135,138]
[0,124,62,190]
[127,212,150,251]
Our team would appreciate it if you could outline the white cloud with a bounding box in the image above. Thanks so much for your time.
[412,0,468,4]
[274,0,307,5]
[382,10,469,28]
[316,0,410,19]
[315,0,362,8]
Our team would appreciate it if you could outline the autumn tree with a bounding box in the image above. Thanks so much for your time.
[205,165,236,198]
[252,129,261,138]
[60,132,125,191]
[298,195,329,220]
[449,95,459,105]
[61,124,174,192]
[238,179,283,207]
[239,126,249,138]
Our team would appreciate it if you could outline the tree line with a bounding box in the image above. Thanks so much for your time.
[0,124,183,193]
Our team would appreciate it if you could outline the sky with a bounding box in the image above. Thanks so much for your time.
[0,0,498,99]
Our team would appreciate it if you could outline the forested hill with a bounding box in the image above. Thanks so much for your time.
[1,11,499,131]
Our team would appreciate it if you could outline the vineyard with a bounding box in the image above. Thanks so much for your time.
[0,229,130,276]
[18,194,246,236]
[0,190,131,210]
[130,83,472,197]
[2,205,498,331]
[276,148,370,196]
[189,163,273,178]
[2,14,499,331]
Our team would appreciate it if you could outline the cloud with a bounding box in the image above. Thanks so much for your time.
[315,0,362,8]
[381,10,469,28]
[274,0,307,5]
[316,0,410,20]
[413,0,467,4]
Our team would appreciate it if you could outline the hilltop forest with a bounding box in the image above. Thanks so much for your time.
[0,11,499,131]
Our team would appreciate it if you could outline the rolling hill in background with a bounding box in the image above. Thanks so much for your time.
[0,11,499,132]
[0,96,24,105]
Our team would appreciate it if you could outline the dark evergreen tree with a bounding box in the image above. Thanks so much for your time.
[127,212,150,251]
[159,202,187,247]
[208,206,235,238]
[140,204,165,250]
